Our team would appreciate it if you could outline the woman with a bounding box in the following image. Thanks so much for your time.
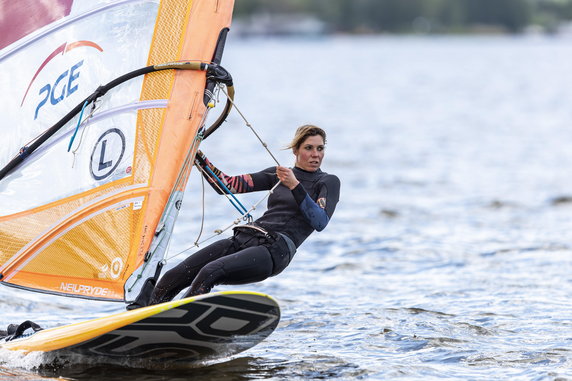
[137,124,340,307]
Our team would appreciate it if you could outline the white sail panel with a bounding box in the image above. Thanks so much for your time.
[1,0,159,170]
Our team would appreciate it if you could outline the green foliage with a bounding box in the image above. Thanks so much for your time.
[233,0,572,34]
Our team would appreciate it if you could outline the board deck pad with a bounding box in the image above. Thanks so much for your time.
[0,291,280,363]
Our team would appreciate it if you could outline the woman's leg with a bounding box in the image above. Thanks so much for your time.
[182,245,274,297]
[148,238,235,305]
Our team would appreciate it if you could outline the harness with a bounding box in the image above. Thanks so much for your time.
[232,224,296,259]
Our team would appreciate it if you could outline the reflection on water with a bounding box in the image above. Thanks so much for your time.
[2,35,572,379]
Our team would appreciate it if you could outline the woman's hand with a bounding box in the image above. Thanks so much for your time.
[276,166,299,190]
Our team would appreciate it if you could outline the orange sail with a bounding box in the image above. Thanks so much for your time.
[0,0,235,301]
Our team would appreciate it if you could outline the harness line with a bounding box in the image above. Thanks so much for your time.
[219,84,281,166]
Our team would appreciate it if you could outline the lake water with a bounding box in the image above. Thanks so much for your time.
[2,35,572,380]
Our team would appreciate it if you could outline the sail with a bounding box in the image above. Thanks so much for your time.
[0,0,235,301]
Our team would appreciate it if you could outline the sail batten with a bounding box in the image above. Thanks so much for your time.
[0,0,235,301]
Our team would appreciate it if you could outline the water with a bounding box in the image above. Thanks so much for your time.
[2,35,572,380]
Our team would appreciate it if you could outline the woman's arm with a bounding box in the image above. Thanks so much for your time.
[195,151,277,194]
[291,174,341,231]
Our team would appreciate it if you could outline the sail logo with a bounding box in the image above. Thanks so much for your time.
[90,128,126,180]
[20,41,104,120]
[99,258,124,279]
[59,282,113,297]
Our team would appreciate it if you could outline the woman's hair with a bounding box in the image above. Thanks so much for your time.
[286,124,327,150]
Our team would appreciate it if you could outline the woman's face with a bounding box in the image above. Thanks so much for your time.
[294,135,325,172]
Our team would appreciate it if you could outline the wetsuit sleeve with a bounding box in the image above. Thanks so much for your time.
[291,174,340,231]
[249,167,280,191]
[195,151,277,194]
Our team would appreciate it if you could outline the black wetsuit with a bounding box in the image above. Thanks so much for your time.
[147,159,340,305]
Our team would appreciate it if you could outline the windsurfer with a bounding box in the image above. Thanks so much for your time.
[128,125,340,309]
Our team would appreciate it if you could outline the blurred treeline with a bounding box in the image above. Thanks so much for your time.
[234,0,572,34]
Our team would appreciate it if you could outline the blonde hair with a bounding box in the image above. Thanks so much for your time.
[286,124,327,150]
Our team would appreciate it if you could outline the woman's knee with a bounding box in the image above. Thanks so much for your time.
[187,260,226,295]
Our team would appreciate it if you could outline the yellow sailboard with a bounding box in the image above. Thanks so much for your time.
[0,291,280,362]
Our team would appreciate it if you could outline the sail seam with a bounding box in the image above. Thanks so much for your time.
[0,184,147,275]
[3,196,145,282]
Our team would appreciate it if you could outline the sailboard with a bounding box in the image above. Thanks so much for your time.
[0,291,280,363]
[0,0,280,361]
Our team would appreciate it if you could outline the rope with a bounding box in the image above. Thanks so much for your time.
[219,84,281,166]
[67,100,89,152]
[194,171,207,246]
[71,101,100,168]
